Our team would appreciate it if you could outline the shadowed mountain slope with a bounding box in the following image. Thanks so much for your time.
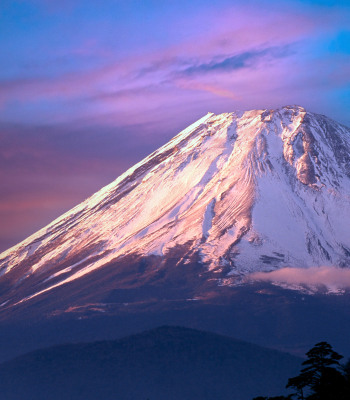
[0,326,302,400]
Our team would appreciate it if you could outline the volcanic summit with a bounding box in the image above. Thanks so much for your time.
[1,105,350,316]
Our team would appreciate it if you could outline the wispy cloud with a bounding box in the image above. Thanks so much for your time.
[176,80,239,100]
[180,46,293,76]
[0,4,340,115]
[249,266,350,291]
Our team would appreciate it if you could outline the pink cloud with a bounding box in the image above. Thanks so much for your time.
[1,2,349,130]
[0,5,333,107]
[176,79,240,100]
[249,266,350,290]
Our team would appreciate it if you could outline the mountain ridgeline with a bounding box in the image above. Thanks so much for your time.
[0,105,349,319]
[0,326,302,400]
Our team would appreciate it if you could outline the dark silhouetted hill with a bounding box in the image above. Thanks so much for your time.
[0,326,301,400]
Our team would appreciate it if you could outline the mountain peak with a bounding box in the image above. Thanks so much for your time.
[0,107,349,314]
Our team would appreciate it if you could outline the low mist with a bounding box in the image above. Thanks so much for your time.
[249,266,350,291]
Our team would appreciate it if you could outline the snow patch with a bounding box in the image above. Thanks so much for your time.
[1,106,350,303]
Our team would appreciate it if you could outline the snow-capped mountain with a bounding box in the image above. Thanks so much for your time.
[0,105,350,314]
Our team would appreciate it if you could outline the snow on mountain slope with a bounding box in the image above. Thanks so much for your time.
[0,105,350,308]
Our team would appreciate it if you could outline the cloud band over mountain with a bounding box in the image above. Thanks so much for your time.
[249,266,350,290]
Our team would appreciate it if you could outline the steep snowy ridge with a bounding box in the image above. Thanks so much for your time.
[0,105,350,309]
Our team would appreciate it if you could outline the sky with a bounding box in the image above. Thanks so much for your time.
[0,0,349,252]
